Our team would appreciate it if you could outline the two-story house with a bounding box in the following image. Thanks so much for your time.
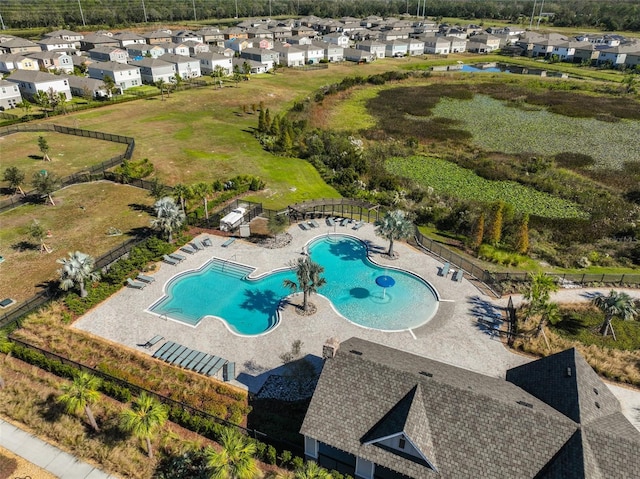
[313,41,344,62]
[88,46,129,64]
[141,30,173,45]
[193,52,233,76]
[422,36,450,54]
[385,40,408,58]
[0,54,38,73]
[87,61,142,91]
[272,44,305,67]
[158,53,202,79]
[126,44,166,59]
[26,52,74,73]
[0,38,41,54]
[6,70,72,101]
[37,37,77,52]
[357,40,386,59]
[0,79,22,110]
[323,32,350,48]
[131,58,176,84]
[240,48,279,71]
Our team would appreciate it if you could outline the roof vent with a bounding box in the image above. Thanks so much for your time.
[349,349,362,356]
[566,367,572,377]
[595,401,600,409]
[516,400,533,409]
[593,387,599,395]
[419,371,433,378]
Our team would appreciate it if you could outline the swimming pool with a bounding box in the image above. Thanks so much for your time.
[149,235,439,335]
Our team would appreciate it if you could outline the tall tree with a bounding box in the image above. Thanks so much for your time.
[57,372,102,432]
[374,209,414,258]
[3,166,26,195]
[535,300,560,339]
[592,290,639,339]
[204,428,260,479]
[120,392,168,459]
[29,220,51,253]
[31,170,59,205]
[156,78,166,100]
[283,257,326,313]
[471,211,485,250]
[172,183,193,215]
[151,197,185,243]
[192,182,212,219]
[515,214,530,254]
[38,135,51,161]
[488,201,504,246]
[57,251,99,298]
[523,272,558,321]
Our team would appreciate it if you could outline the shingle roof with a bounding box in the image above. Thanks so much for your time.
[301,338,640,478]
[6,69,65,83]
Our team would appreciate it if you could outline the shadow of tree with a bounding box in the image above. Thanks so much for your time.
[37,392,66,423]
[239,288,282,316]
[129,203,154,215]
[468,295,504,336]
[327,237,365,261]
[11,240,38,252]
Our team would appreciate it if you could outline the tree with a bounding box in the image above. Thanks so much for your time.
[149,177,168,200]
[172,72,183,91]
[488,201,504,246]
[38,135,51,161]
[3,166,26,195]
[151,197,185,243]
[267,213,289,241]
[31,170,59,205]
[192,182,212,219]
[120,392,168,459]
[258,108,266,132]
[211,65,226,88]
[102,75,117,96]
[523,272,558,321]
[57,372,102,432]
[57,251,99,298]
[294,461,332,479]
[592,290,639,340]
[471,211,485,250]
[374,209,414,258]
[204,428,260,479]
[29,220,51,253]
[515,214,529,254]
[173,183,193,215]
[17,100,32,119]
[283,257,326,313]
[536,300,560,341]
[156,78,167,100]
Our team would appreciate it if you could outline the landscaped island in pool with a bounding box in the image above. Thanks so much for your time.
[149,235,439,335]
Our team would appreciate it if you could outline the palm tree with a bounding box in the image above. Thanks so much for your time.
[31,170,60,205]
[592,290,639,340]
[151,197,185,243]
[536,301,560,338]
[294,461,332,479]
[192,182,212,219]
[204,428,260,479]
[173,183,193,215]
[120,392,168,459]
[374,209,414,258]
[156,78,166,100]
[3,166,26,195]
[523,272,558,321]
[283,257,326,313]
[57,251,100,298]
[57,372,102,432]
[29,220,51,253]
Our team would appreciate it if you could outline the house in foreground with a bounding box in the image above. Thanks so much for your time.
[87,61,141,91]
[5,70,71,101]
[0,79,22,110]
[301,337,640,479]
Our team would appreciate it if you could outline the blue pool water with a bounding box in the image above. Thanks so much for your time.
[460,65,506,73]
[149,235,439,335]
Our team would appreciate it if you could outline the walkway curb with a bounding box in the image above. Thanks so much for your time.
[0,419,118,479]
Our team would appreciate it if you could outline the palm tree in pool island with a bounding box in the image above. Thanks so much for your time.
[57,372,102,432]
[205,428,260,479]
[120,392,168,459]
[375,209,414,258]
[57,251,100,298]
[283,257,326,313]
[151,196,185,243]
[592,290,639,340]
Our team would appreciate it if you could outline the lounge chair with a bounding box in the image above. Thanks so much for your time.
[171,347,192,365]
[199,356,222,375]
[202,237,213,247]
[126,278,147,289]
[169,253,186,262]
[223,362,235,381]
[142,335,164,349]
[180,244,197,254]
[340,218,349,227]
[326,217,335,226]
[207,357,227,377]
[136,273,155,284]
[353,220,364,230]
[163,254,179,265]
[152,341,173,358]
[164,345,187,364]
[185,351,207,370]
[439,262,450,277]
[299,222,310,231]
[159,343,181,361]
[222,238,236,247]
[194,355,215,374]
[310,220,320,228]
[177,350,199,367]
[453,269,464,282]
[192,239,204,251]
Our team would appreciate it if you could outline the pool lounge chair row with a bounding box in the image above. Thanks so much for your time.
[151,341,235,381]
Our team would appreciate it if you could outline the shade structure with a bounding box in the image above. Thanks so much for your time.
[376,275,396,288]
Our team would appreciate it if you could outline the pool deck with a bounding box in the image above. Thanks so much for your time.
[73,221,640,430]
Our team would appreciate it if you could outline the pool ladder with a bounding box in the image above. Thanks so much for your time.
[160,308,182,321]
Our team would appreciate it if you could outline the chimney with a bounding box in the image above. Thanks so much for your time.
[322,337,340,360]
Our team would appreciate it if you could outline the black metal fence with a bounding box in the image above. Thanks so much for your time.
[188,198,263,230]
[492,271,640,288]
[287,198,381,223]
[506,296,517,346]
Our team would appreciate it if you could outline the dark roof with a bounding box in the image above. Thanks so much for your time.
[301,338,640,478]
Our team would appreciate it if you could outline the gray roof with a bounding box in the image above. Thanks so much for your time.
[301,338,640,478]
[87,61,138,72]
[158,53,196,64]
[130,58,174,69]
[6,69,66,83]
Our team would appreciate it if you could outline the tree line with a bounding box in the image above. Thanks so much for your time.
[2,0,639,32]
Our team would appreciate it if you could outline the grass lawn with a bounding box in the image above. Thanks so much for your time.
[0,132,127,197]
[0,182,153,303]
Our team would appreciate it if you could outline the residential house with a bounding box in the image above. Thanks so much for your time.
[246,27,273,40]
[466,33,500,53]
[113,32,146,48]
[26,52,74,73]
[231,57,268,75]
[625,51,640,68]
[172,30,203,44]
[379,29,412,42]
[0,54,38,73]
[88,46,129,64]
[80,34,119,51]
[87,61,142,91]
[575,33,622,47]
[297,44,324,64]
[0,38,41,54]
[270,27,292,42]
[181,40,209,55]
[255,38,274,50]
[71,55,94,71]
[240,48,279,71]
[323,32,350,48]
[437,26,466,39]
[0,79,22,110]
[572,42,598,64]
[447,36,467,53]
[343,48,375,63]
[158,53,201,79]
[225,38,253,53]
[195,27,225,46]
[530,38,564,58]
[406,38,425,56]
[126,44,166,59]
[37,37,77,51]
[598,45,640,68]
[141,30,173,45]
[287,35,313,46]
[164,43,191,56]
[313,41,344,62]
[356,40,385,59]
[131,58,176,84]
[6,70,72,100]
[272,44,305,67]
[385,40,408,58]
[423,36,450,54]
[301,337,640,479]
[223,27,248,40]
[292,26,316,38]
[193,52,233,75]
[43,29,84,46]
[66,76,110,100]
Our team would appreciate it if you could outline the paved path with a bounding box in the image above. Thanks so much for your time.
[0,419,118,479]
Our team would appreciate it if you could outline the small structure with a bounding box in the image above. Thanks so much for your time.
[220,207,247,232]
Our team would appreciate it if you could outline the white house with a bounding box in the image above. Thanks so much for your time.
[323,32,350,48]
[37,37,77,51]
[448,36,467,53]
[357,40,386,59]
[298,44,325,64]
[287,35,313,46]
[385,40,408,58]
[193,52,233,75]
[164,43,190,56]
[113,32,146,48]
[423,36,450,54]
[88,46,129,64]
[406,38,425,56]
[158,53,202,79]
[43,29,84,45]
[126,44,166,59]
[344,48,375,63]
[66,76,110,99]
[240,48,279,70]
[0,79,22,110]
[6,70,72,100]
[467,34,500,53]
[131,58,176,84]
[87,61,142,91]
[272,44,305,67]
[597,45,639,67]
[172,30,203,44]
[313,41,344,62]
[231,57,268,75]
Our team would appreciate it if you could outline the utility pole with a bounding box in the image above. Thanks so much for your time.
[0,12,5,30]
[536,0,546,29]
[529,0,537,30]
[141,0,148,22]
[235,0,239,19]
[77,0,86,27]
[192,0,197,21]
[269,0,272,18]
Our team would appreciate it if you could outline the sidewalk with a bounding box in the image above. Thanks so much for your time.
[0,419,118,479]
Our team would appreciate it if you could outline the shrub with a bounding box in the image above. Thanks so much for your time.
[280,450,292,467]
[266,445,277,465]
[292,456,304,470]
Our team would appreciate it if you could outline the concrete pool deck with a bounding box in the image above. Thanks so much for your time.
[73,222,640,429]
